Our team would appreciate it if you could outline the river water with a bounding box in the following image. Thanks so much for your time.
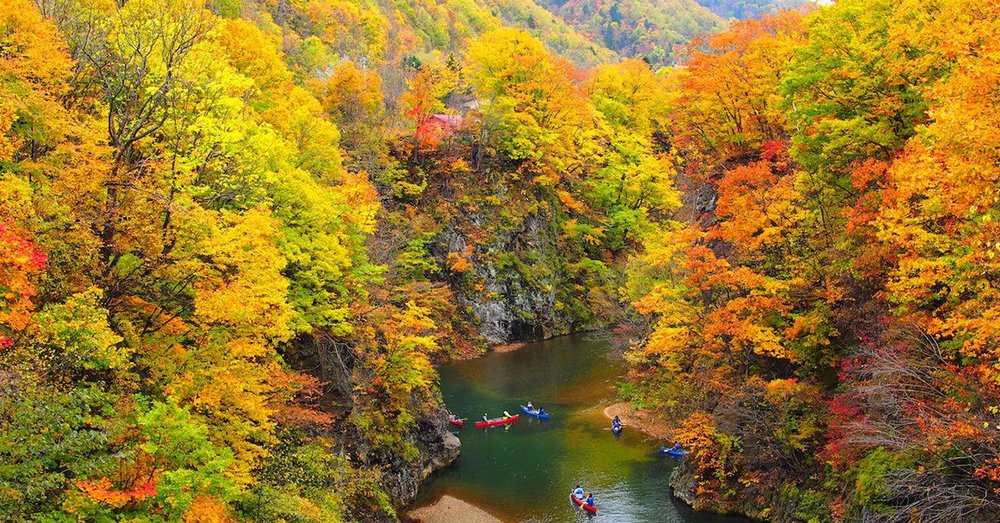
[409,333,746,523]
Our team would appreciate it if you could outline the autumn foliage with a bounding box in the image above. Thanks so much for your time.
[3,0,999,521]
[625,1,1000,521]
[0,0,424,519]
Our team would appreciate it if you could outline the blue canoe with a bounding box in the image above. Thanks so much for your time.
[520,405,550,420]
[661,447,689,457]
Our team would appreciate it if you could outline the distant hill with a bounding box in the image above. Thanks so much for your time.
[246,0,808,70]
[534,0,725,65]
[250,0,616,67]
[530,0,813,66]
[696,0,809,19]
[480,0,619,65]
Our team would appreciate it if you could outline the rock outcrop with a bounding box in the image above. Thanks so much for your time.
[441,211,576,345]
[669,459,698,507]
[379,411,461,507]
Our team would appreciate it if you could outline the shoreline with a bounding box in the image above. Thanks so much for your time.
[404,495,504,523]
[417,331,630,523]
[602,402,673,441]
[489,330,607,355]
[489,341,527,353]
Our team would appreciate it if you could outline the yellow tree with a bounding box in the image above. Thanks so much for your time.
[670,10,806,174]
[585,59,680,253]
[876,0,1000,364]
[315,60,387,172]
[464,28,591,182]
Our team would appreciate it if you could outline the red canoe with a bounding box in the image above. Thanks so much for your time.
[474,414,520,428]
[448,418,465,428]
[570,494,598,514]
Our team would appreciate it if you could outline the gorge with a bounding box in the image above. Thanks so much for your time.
[2,0,999,522]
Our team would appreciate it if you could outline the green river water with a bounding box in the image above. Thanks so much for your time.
[409,333,747,523]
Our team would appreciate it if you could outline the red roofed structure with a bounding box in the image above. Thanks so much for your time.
[415,114,463,146]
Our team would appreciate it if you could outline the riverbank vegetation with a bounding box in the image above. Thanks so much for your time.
[0,0,682,519]
[624,1,1000,521]
[2,0,997,521]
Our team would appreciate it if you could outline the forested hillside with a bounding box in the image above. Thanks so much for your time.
[535,0,723,65]
[2,0,999,521]
[0,0,673,520]
[695,0,806,19]
[530,0,809,66]
[625,0,1000,521]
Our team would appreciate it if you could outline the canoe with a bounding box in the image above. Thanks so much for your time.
[474,414,520,428]
[448,418,465,428]
[661,447,689,457]
[520,405,550,420]
[570,493,598,514]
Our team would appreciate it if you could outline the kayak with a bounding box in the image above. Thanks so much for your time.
[612,423,622,435]
[661,447,689,457]
[448,418,465,428]
[474,414,520,428]
[520,405,550,420]
[570,493,598,514]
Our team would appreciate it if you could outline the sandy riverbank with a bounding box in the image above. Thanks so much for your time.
[490,342,527,353]
[603,402,673,440]
[405,495,504,523]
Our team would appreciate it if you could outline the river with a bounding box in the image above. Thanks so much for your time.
[409,333,747,523]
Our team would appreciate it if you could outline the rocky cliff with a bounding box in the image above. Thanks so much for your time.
[669,459,698,507]
[669,458,772,521]
[442,211,575,345]
[286,337,460,518]
[380,410,461,507]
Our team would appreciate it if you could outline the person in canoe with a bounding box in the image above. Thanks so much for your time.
[613,415,622,425]
[538,407,546,416]
[573,485,584,500]
[483,413,489,422]
[502,410,513,419]
[578,492,595,511]
[671,442,683,451]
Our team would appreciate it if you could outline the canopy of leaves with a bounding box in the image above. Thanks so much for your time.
[624,1,1000,520]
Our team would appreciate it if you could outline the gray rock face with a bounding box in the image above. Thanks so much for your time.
[669,458,698,507]
[442,211,572,345]
[379,409,461,508]
[285,336,461,518]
